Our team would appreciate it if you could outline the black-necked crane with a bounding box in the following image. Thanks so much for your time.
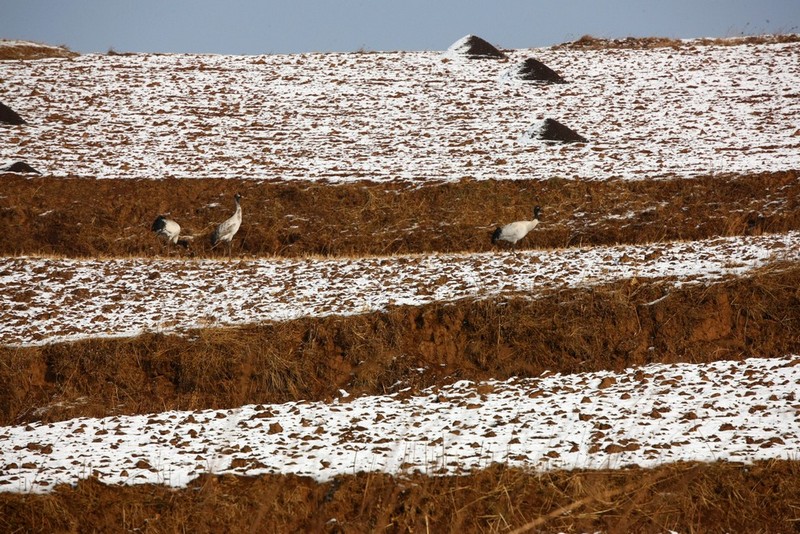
[492,206,541,250]
[151,215,184,253]
[211,192,242,256]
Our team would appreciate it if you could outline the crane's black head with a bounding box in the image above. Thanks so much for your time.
[151,215,167,232]
[234,192,242,202]
[533,206,541,219]
[491,227,503,244]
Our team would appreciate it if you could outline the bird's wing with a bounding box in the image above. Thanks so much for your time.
[212,216,239,243]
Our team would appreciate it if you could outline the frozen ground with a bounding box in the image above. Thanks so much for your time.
[1,39,799,182]
[1,231,797,347]
[2,38,800,496]
[1,355,798,493]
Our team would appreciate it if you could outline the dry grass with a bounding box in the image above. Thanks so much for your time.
[2,460,800,533]
[557,33,800,49]
[3,262,798,426]
[0,41,78,60]
[1,171,798,258]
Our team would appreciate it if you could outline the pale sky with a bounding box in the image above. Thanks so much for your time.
[2,0,799,54]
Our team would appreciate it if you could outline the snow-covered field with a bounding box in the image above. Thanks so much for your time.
[1,39,799,182]
[2,229,799,493]
[2,355,799,493]
[1,231,797,347]
[2,37,800,495]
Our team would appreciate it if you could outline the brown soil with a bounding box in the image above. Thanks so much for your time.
[2,460,800,533]
[1,170,798,258]
[3,262,798,426]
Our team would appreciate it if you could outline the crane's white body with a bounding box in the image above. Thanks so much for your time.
[492,206,541,247]
[493,220,539,245]
[151,216,181,245]
[211,193,242,249]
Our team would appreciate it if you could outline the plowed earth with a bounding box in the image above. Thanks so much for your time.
[2,36,800,533]
[2,39,799,183]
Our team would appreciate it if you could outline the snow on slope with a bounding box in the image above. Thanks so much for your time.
[0,40,76,58]
[1,40,798,182]
[1,355,798,493]
[3,39,800,496]
[1,232,797,346]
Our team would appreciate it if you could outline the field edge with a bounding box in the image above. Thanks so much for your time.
[2,460,799,533]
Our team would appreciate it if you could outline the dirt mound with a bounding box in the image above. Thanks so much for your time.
[2,461,799,533]
[0,102,25,125]
[0,161,40,174]
[106,48,138,57]
[526,118,588,143]
[513,58,566,83]
[448,35,506,59]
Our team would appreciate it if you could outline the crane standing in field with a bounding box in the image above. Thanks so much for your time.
[492,206,541,250]
[211,192,242,256]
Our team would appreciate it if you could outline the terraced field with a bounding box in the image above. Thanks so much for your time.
[1,35,800,532]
